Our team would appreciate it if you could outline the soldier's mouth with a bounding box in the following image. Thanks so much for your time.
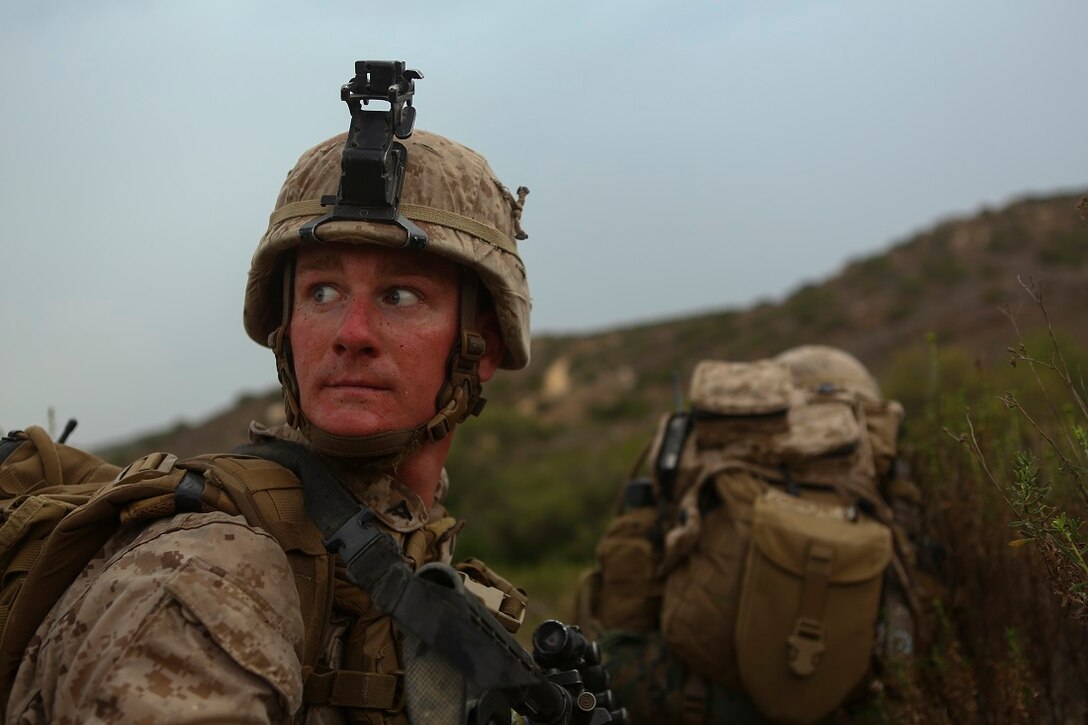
[324,378,396,396]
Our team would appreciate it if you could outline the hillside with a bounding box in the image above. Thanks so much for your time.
[100,190,1088,468]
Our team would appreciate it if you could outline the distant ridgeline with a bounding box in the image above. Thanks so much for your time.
[99,190,1088,505]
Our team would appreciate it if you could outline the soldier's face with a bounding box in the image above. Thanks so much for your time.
[289,244,482,438]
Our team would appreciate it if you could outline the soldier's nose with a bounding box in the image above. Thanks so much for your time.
[333,299,381,354]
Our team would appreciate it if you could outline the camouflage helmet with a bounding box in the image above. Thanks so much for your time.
[244,124,531,459]
[245,129,531,369]
[773,345,880,402]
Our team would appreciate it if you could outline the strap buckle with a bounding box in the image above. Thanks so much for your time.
[787,617,826,677]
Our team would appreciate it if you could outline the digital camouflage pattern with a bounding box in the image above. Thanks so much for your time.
[6,425,465,724]
[8,511,304,724]
[6,66,533,724]
[689,359,793,416]
[247,129,532,371]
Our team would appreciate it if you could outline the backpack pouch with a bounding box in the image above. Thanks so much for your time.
[595,506,662,631]
[689,360,794,416]
[861,400,904,477]
[778,400,882,500]
[690,361,793,451]
[660,469,766,691]
[735,488,891,724]
[776,400,861,461]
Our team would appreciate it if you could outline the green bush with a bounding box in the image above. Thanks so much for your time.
[1038,229,1088,266]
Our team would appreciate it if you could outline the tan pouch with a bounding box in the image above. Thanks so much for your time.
[735,488,891,724]
[778,399,880,500]
[594,506,662,631]
[659,468,766,691]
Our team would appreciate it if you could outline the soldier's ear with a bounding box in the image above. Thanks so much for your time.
[477,306,504,383]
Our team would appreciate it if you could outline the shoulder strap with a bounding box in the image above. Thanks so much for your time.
[234,441,544,694]
[148,448,413,713]
[220,444,413,711]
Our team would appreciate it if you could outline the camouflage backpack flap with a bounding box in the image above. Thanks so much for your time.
[683,360,793,477]
[688,360,881,502]
[861,398,904,478]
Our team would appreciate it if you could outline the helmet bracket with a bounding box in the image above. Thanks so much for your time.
[300,60,428,248]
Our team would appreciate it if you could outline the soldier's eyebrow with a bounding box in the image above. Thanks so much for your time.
[296,253,344,274]
[376,257,428,278]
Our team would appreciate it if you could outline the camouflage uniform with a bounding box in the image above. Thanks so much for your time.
[8,64,531,724]
[7,425,459,724]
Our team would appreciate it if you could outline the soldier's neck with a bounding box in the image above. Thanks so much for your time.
[319,433,453,513]
[394,434,455,511]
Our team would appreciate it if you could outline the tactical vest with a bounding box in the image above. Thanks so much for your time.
[0,426,527,724]
[583,360,919,725]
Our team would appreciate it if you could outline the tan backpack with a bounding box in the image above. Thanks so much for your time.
[586,359,915,724]
[0,426,527,719]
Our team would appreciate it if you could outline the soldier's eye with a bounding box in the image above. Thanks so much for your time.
[385,288,422,307]
[310,284,341,304]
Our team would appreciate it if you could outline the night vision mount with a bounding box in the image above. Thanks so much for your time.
[300,60,427,248]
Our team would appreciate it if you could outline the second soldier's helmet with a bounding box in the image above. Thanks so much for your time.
[773,345,881,402]
[243,65,530,460]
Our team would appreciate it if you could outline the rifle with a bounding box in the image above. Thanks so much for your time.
[417,565,625,724]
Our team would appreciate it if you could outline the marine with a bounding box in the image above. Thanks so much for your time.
[5,60,544,724]
[581,345,926,724]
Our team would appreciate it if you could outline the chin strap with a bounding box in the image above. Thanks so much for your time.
[270,263,488,462]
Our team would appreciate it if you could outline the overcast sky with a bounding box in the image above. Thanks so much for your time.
[2,1,1086,449]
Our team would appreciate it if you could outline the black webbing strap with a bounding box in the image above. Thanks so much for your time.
[174,470,206,514]
[232,441,548,698]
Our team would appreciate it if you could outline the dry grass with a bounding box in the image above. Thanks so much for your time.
[886,286,1088,723]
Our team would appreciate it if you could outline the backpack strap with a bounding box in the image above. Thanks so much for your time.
[211,447,415,713]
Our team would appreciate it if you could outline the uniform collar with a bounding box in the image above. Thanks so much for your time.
[249,420,435,532]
